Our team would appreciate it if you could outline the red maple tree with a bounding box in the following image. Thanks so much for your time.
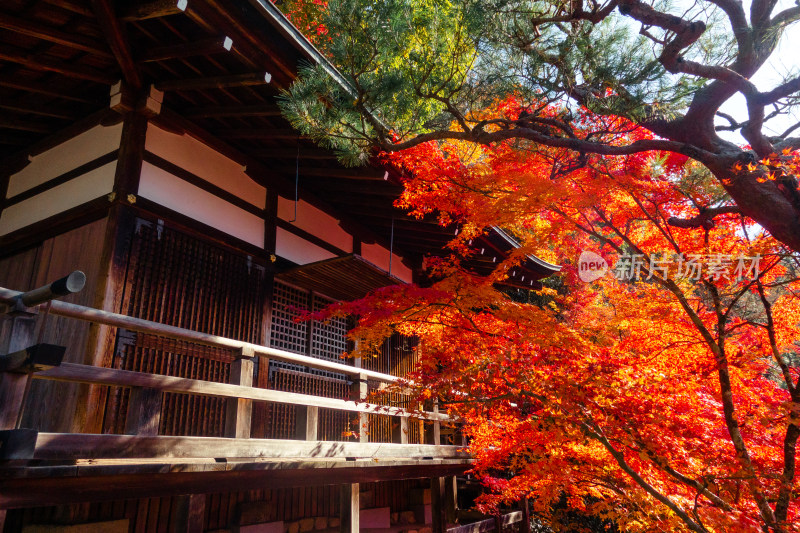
[313,99,800,532]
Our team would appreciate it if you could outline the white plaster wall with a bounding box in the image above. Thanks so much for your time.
[361,242,413,283]
[7,124,123,198]
[277,197,352,253]
[0,161,116,236]
[138,162,264,248]
[145,124,266,209]
[275,227,336,265]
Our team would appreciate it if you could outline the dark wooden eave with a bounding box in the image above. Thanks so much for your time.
[0,0,558,283]
[276,254,407,301]
[0,0,457,270]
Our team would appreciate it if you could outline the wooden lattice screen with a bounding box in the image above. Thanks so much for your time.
[100,221,424,442]
[103,219,266,435]
[362,334,424,444]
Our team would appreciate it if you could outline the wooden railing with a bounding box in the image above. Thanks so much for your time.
[0,280,466,463]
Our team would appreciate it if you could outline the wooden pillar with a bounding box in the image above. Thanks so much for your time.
[225,346,255,439]
[430,476,447,533]
[295,405,318,441]
[444,475,458,524]
[173,494,205,533]
[494,514,503,532]
[339,483,359,533]
[0,312,36,430]
[124,386,162,435]
[79,102,146,434]
[519,497,531,533]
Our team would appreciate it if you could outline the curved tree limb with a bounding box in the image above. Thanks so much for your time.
[667,205,742,229]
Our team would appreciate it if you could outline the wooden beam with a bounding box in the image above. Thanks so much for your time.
[250,147,338,160]
[275,218,348,257]
[340,483,359,533]
[0,79,101,104]
[139,36,233,63]
[156,72,271,91]
[31,433,470,461]
[287,166,387,180]
[182,103,282,119]
[185,0,293,83]
[0,45,117,84]
[41,0,94,17]
[0,462,471,509]
[120,0,188,21]
[0,13,112,57]
[204,0,301,82]
[0,117,54,134]
[298,178,402,197]
[91,0,142,88]
[0,101,77,120]
[216,129,303,141]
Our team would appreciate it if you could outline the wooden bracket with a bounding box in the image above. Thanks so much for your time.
[0,428,37,460]
[0,343,65,373]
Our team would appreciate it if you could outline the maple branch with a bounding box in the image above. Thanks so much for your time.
[754,279,800,526]
[582,208,780,529]
[667,205,741,229]
[580,419,710,533]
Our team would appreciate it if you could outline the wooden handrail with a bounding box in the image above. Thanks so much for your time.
[36,362,451,421]
[31,433,469,461]
[447,511,523,533]
[0,287,400,384]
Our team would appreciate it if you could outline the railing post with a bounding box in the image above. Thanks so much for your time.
[392,415,409,444]
[295,405,318,441]
[125,386,162,436]
[339,482,359,533]
[425,398,441,445]
[520,497,531,533]
[430,476,447,533]
[225,345,255,439]
[350,368,368,442]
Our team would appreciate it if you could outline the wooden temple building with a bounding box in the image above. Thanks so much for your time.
[0,1,559,532]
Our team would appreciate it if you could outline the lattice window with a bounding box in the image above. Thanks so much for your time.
[104,219,267,436]
[269,280,308,355]
[310,294,348,361]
